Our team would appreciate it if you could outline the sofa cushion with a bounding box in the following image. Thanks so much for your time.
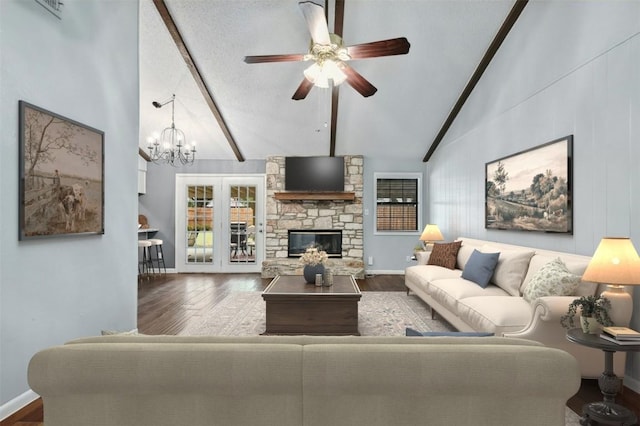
[523,257,581,303]
[457,296,533,335]
[481,245,535,296]
[405,265,462,293]
[428,278,509,313]
[461,249,500,287]
[427,241,462,269]
[456,243,477,270]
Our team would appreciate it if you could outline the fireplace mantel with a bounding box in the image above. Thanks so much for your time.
[274,191,356,201]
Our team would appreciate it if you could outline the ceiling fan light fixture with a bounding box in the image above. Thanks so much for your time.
[303,62,321,82]
[324,59,347,85]
[304,60,346,88]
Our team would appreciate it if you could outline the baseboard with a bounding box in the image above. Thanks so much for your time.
[0,389,39,422]
[365,269,405,276]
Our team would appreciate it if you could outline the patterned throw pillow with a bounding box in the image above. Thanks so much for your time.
[427,241,462,270]
[523,257,581,303]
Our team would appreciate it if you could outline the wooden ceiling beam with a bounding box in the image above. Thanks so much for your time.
[422,0,528,162]
[153,0,245,162]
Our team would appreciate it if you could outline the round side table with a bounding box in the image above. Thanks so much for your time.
[566,328,639,426]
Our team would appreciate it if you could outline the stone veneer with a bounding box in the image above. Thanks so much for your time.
[262,155,365,279]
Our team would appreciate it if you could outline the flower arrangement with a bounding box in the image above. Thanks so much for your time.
[560,295,613,330]
[299,247,328,266]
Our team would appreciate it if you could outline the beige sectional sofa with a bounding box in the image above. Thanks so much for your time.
[28,334,580,426]
[405,237,625,378]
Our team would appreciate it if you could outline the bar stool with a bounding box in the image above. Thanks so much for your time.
[147,238,166,275]
[138,240,154,280]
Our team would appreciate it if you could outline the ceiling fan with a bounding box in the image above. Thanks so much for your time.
[244,1,410,100]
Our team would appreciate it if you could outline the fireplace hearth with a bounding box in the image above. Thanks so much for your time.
[288,230,342,258]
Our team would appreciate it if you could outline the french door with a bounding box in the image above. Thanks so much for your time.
[175,174,265,273]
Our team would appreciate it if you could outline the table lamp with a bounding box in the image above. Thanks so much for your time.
[581,237,640,326]
[420,224,444,251]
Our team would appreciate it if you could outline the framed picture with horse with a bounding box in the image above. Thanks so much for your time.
[18,101,104,240]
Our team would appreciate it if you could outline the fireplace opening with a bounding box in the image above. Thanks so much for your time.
[288,229,342,258]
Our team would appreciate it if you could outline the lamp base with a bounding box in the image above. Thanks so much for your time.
[601,285,632,326]
[422,242,434,252]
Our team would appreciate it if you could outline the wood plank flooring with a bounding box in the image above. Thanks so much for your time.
[4,273,639,424]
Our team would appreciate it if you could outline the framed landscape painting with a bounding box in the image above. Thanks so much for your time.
[19,101,104,240]
[485,135,573,234]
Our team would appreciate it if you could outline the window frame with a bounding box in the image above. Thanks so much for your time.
[373,172,422,235]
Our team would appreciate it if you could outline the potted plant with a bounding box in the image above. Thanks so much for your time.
[300,247,328,284]
[560,295,613,334]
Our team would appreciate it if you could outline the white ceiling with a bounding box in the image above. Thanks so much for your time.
[139,0,516,162]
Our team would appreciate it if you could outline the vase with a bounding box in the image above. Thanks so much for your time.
[580,316,601,334]
[303,264,325,284]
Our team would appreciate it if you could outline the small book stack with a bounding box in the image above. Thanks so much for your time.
[600,326,640,345]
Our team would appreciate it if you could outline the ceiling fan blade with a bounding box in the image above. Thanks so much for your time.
[244,53,306,64]
[292,78,315,100]
[347,37,410,59]
[340,63,377,97]
[299,1,331,45]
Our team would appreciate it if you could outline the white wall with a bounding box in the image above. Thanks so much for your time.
[0,0,139,416]
[428,1,640,391]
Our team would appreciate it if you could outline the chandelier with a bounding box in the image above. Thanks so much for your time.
[147,94,196,166]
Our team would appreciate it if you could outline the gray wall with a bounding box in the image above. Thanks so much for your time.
[427,1,640,392]
[362,156,429,274]
[0,0,139,414]
[140,156,427,273]
[138,159,266,268]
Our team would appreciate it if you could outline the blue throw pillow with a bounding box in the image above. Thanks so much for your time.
[461,249,500,288]
[405,327,494,337]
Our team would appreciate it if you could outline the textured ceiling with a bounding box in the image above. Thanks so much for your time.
[139,0,516,162]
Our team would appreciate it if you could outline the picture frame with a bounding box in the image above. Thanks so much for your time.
[485,135,573,234]
[19,101,104,240]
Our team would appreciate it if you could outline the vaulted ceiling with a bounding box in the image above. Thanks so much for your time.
[139,0,521,162]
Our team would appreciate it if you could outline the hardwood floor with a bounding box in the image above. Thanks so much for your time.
[5,273,639,424]
[137,273,405,335]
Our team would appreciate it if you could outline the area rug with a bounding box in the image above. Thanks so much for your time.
[180,291,457,336]
[178,290,582,425]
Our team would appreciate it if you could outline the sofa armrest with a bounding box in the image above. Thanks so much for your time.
[530,296,577,322]
[414,251,431,265]
[504,295,627,378]
[503,296,575,343]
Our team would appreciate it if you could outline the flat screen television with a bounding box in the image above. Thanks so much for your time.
[285,156,344,192]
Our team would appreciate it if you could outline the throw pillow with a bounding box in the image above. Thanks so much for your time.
[427,241,462,269]
[523,257,581,303]
[481,245,535,296]
[461,249,500,288]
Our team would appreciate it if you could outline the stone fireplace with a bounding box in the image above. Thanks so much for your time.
[262,155,364,278]
[288,229,342,258]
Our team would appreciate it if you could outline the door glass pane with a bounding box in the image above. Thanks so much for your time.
[186,185,213,263]
[229,184,256,264]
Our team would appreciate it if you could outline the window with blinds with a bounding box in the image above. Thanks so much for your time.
[374,173,421,233]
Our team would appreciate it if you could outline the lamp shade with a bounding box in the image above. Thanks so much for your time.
[582,237,640,285]
[420,224,444,242]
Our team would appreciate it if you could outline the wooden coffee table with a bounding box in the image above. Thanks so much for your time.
[261,275,361,335]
